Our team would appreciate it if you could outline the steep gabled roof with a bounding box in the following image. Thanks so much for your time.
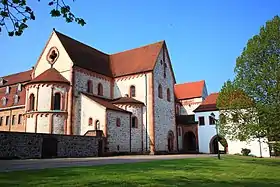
[55,30,165,78]
[194,92,219,112]
[111,97,144,105]
[26,68,70,85]
[110,41,164,77]
[55,31,113,77]
[174,80,205,100]
[83,93,131,114]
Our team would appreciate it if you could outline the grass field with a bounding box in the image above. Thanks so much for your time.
[0,156,280,187]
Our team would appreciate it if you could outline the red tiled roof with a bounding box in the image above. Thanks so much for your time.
[110,41,164,77]
[0,70,32,109]
[55,31,164,78]
[83,93,131,114]
[174,80,205,100]
[111,97,144,105]
[55,31,113,77]
[0,70,32,87]
[27,68,70,85]
[194,93,219,112]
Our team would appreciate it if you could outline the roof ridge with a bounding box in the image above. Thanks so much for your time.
[1,69,32,79]
[110,40,164,56]
[175,80,205,86]
[54,30,109,56]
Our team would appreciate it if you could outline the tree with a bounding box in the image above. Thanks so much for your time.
[0,0,86,36]
[217,15,280,146]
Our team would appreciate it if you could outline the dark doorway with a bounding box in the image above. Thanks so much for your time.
[41,137,58,158]
[98,139,103,157]
[209,135,228,154]
[183,131,197,152]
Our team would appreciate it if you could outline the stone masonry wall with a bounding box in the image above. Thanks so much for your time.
[115,104,143,152]
[153,48,176,152]
[106,110,130,152]
[0,131,101,159]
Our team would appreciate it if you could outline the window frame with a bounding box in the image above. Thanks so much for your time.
[87,80,93,93]
[158,84,163,99]
[116,118,121,127]
[97,83,103,96]
[130,85,136,97]
[131,116,138,128]
[198,116,205,126]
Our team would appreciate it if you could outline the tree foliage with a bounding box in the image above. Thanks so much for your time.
[0,0,86,36]
[217,15,280,142]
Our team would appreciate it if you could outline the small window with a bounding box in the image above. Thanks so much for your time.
[17,84,22,92]
[0,78,4,86]
[199,117,205,126]
[0,117,3,126]
[160,60,163,65]
[29,94,35,111]
[87,80,93,93]
[97,83,103,96]
[116,118,121,127]
[209,116,215,125]
[14,95,19,104]
[95,120,100,130]
[88,117,93,126]
[12,115,15,125]
[18,114,22,124]
[2,97,7,106]
[5,116,9,126]
[167,88,171,102]
[158,84,162,98]
[5,86,10,94]
[53,93,61,110]
[130,85,136,97]
[131,116,138,128]
[164,63,167,78]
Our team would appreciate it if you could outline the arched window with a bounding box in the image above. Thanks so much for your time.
[164,63,167,78]
[167,88,171,102]
[95,120,100,130]
[97,83,103,96]
[88,117,93,126]
[29,94,35,111]
[158,84,162,98]
[53,93,61,110]
[116,118,121,127]
[87,80,93,93]
[130,85,136,97]
[131,116,138,128]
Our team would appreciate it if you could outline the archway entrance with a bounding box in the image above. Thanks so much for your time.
[167,130,174,152]
[209,135,228,154]
[183,131,197,152]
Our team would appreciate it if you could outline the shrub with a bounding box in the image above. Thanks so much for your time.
[241,148,251,156]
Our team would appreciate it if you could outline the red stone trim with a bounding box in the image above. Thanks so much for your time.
[74,66,112,82]
[148,72,155,154]
[114,73,145,81]
[25,83,69,90]
[141,105,144,151]
[35,86,39,111]
[34,114,38,133]
[49,113,53,133]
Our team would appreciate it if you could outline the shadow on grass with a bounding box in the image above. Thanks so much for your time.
[0,156,280,187]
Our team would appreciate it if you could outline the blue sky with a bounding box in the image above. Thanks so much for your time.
[1,0,279,93]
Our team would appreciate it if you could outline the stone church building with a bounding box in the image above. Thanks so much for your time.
[0,30,270,156]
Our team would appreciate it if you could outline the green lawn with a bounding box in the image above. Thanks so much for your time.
[0,156,280,187]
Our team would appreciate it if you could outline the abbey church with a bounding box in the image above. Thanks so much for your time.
[0,30,270,157]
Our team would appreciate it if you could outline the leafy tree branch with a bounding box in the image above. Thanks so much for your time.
[0,0,86,36]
